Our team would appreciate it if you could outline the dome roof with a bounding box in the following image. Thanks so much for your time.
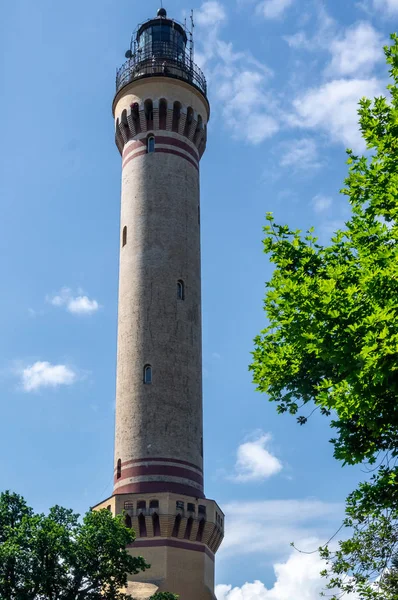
[157,8,167,17]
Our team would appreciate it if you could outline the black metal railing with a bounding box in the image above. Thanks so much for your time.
[116,42,207,97]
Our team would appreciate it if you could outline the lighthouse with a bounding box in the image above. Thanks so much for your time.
[93,7,224,599]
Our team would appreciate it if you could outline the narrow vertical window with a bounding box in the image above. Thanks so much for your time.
[184,107,194,137]
[152,513,161,536]
[177,280,185,301]
[184,516,194,540]
[121,109,128,132]
[144,99,154,130]
[172,514,182,538]
[117,459,122,479]
[144,365,152,384]
[125,514,132,528]
[196,518,206,542]
[194,115,203,144]
[172,101,181,132]
[122,226,127,247]
[138,513,147,537]
[159,99,167,130]
[147,136,155,153]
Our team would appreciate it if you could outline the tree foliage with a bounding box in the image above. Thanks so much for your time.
[0,491,150,600]
[250,35,398,599]
[149,594,179,600]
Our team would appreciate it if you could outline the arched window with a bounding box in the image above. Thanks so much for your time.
[131,102,139,121]
[130,102,141,133]
[117,459,122,480]
[172,102,181,132]
[138,513,147,537]
[184,516,193,540]
[172,514,182,538]
[184,107,194,137]
[122,226,127,247]
[125,514,132,528]
[147,136,155,154]
[194,115,203,144]
[159,99,167,130]
[196,518,206,542]
[144,365,152,384]
[121,109,128,128]
[150,500,159,510]
[144,99,154,129]
[177,280,185,301]
[152,513,161,536]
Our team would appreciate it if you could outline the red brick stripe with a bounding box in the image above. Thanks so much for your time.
[116,457,203,473]
[122,149,147,169]
[156,148,199,171]
[114,481,205,498]
[129,538,215,561]
[122,139,146,158]
[114,464,204,486]
[122,136,198,161]
[122,147,199,172]
[155,136,199,160]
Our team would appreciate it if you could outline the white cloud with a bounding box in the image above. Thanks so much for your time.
[21,362,77,392]
[48,288,100,315]
[312,194,333,213]
[291,78,384,150]
[280,139,320,170]
[326,22,384,77]
[216,551,359,600]
[284,10,383,79]
[195,1,227,26]
[284,5,335,50]
[229,432,282,482]
[373,0,398,13]
[215,68,278,144]
[196,1,277,144]
[220,499,342,559]
[257,0,294,19]
[67,296,99,315]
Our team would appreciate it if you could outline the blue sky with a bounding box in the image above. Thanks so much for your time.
[0,0,395,597]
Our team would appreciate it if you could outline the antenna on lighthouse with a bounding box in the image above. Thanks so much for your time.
[189,9,195,68]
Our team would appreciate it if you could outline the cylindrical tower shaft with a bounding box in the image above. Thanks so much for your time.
[113,82,206,497]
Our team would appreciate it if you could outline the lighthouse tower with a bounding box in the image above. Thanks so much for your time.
[94,7,224,599]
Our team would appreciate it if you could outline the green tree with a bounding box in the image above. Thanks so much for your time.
[250,35,398,599]
[0,491,150,600]
[381,555,398,595]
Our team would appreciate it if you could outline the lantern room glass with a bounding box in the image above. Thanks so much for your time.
[137,22,186,61]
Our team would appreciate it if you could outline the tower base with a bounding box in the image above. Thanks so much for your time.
[93,492,223,600]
